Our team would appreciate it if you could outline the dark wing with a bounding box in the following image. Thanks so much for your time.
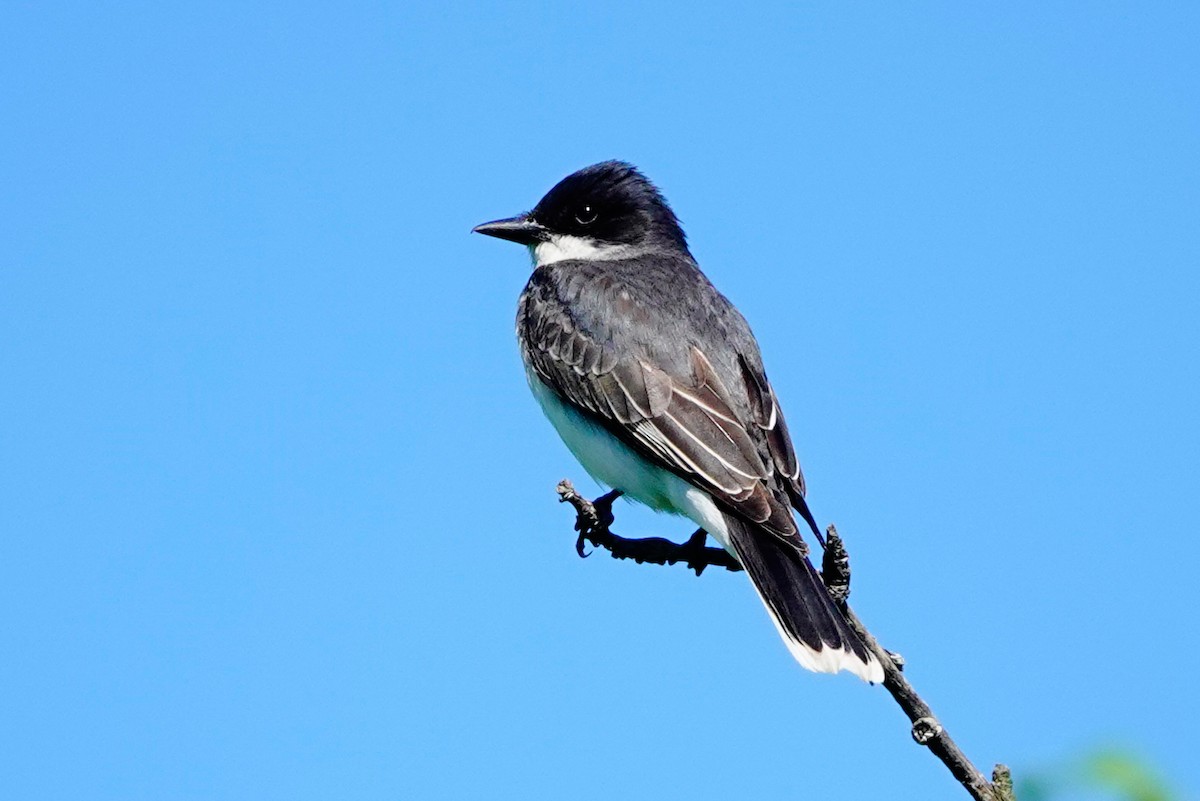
[737,351,825,537]
[519,277,801,540]
[738,354,806,498]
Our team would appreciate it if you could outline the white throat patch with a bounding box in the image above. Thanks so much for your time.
[530,234,636,266]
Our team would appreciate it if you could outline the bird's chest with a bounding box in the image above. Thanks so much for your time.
[522,363,680,514]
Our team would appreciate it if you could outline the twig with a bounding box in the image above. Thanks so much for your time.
[823,525,1014,801]
[554,479,1016,801]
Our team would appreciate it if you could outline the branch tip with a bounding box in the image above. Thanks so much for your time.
[820,523,852,603]
[991,765,1016,801]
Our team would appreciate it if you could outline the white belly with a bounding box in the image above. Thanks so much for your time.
[526,370,734,553]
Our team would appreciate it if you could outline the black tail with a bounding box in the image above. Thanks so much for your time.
[725,515,883,682]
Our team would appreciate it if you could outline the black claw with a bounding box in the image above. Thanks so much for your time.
[575,533,591,558]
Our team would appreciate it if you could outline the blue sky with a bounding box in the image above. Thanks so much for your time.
[2,2,1197,799]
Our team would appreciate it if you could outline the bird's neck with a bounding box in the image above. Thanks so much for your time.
[528,235,640,267]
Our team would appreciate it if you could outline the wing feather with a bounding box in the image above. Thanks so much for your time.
[739,353,805,496]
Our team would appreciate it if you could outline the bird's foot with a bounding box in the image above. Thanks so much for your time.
[591,489,622,530]
[677,529,712,576]
[556,479,740,574]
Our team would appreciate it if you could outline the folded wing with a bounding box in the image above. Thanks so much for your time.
[520,285,798,541]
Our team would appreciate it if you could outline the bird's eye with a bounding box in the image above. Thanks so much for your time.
[575,205,598,225]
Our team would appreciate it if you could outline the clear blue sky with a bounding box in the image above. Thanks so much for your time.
[2,3,1197,799]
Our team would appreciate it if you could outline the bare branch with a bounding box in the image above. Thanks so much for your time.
[555,480,1016,801]
[821,525,1009,801]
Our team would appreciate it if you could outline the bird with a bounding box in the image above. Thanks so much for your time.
[473,161,883,683]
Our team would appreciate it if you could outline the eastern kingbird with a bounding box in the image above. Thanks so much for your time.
[474,161,882,682]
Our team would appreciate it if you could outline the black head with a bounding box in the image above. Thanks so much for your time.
[473,161,688,254]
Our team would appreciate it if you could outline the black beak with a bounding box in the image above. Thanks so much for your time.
[471,215,550,246]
